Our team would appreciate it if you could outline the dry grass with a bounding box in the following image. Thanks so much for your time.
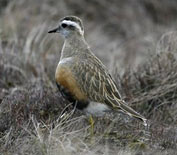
[0,0,177,154]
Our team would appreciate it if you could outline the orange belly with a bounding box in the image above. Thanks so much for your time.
[55,65,87,101]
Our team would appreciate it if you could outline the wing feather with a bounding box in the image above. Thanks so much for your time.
[72,54,122,105]
[71,53,147,125]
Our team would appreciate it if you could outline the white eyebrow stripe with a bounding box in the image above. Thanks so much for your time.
[61,20,83,35]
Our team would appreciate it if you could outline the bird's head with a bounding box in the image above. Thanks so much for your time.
[48,16,84,38]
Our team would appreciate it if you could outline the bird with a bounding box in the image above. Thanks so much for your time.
[48,16,147,128]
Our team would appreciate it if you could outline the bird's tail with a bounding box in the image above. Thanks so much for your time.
[114,99,147,126]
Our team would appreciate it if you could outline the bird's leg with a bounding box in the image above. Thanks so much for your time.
[89,115,94,136]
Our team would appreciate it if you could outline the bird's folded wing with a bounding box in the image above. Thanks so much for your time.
[73,57,122,106]
[72,58,147,125]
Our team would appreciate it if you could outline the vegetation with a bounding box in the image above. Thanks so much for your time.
[0,0,177,154]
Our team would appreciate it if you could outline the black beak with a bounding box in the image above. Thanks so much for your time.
[48,27,59,33]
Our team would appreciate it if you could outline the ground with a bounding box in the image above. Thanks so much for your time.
[0,0,177,154]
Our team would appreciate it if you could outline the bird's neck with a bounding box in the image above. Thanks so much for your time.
[60,35,89,60]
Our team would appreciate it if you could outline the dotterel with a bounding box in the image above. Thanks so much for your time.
[48,16,147,126]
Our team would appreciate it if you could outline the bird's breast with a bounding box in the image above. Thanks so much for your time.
[55,62,87,101]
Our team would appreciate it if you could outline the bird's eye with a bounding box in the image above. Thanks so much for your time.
[61,23,67,28]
